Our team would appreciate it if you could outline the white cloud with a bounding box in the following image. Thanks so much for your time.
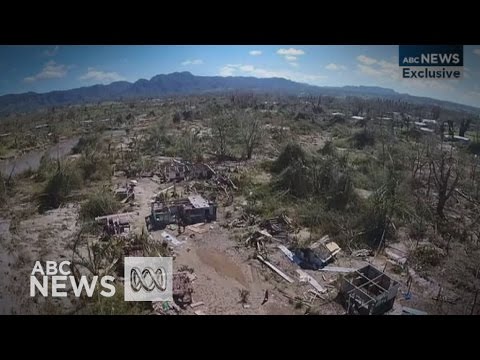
[218,63,326,84]
[473,48,480,56]
[239,65,255,72]
[219,64,240,76]
[277,48,305,66]
[181,59,203,66]
[79,67,125,83]
[277,48,305,56]
[24,60,68,82]
[356,56,398,80]
[357,55,377,65]
[325,63,346,71]
[249,50,262,56]
[43,46,59,57]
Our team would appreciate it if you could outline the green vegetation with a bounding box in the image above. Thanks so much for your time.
[38,162,82,212]
[79,190,121,221]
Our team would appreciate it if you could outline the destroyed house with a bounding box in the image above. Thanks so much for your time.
[163,161,214,182]
[339,265,399,315]
[293,242,341,270]
[147,195,217,229]
[164,162,188,182]
[175,195,217,225]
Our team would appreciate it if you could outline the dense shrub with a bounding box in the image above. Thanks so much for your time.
[272,143,307,173]
[350,130,375,149]
[39,164,83,212]
[79,191,120,221]
[72,135,99,155]
[79,155,112,181]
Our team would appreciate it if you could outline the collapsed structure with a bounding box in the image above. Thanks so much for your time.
[161,160,215,183]
[96,213,132,236]
[146,194,217,230]
[338,265,399,315]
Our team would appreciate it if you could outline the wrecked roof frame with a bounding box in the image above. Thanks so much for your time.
[339,265,400,315]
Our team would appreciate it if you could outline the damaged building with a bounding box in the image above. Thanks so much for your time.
[162,160,215,183]
[146,195,217,230]
[338,265,400,315]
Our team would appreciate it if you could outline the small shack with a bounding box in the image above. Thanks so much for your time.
[338,265,399,315]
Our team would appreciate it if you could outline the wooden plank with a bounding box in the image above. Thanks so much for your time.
[318,266,356,273]
[257,255,294,283]
[190,301,205,308]
[205,164,217,176]
[402,307,428,315]
[296,270,326,293]
[121,192,134,204]
[278,245,295,262]
[95,212,136,222]
[188,225,208,234]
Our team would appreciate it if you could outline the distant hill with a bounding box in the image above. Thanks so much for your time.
[0,71,478,115]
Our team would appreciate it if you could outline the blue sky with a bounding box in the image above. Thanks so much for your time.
[1,45,479,107]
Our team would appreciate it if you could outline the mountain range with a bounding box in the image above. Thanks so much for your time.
[0,71,478,115]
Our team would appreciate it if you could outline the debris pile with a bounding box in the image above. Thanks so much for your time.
[260,214,294,241]
[173,272,194,308]
[278,238,341,270]
[114,180,136,203]
[225,212,257,228]
[95,213,133,237]
[245,230,273,255]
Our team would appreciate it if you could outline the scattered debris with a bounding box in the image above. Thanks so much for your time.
[325,242,341,257]
[309,235,330,249]
[95,213,133,236]
[187,223,209,234]
[190,301,204,308]
[260,214,294,240]
[226,213,257,228]
[292,241,341,270]
[114,181,136,203]
[194,310,206,315]
[352,249,373,258]
[385,247,407,265]
[261,289,269,305]
[257,255,294,283]
[173,272,194,307]
[161,231,183,246]
[152,301,180,315]
[296,269,327,293]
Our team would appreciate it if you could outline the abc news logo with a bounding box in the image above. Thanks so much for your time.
[29,257,173,302]
[399,45,463,80]
[124,257,173,301]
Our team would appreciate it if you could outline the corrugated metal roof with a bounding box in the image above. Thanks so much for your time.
[188,195,210,208]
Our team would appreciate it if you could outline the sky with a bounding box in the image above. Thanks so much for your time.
[0,45,479,107]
